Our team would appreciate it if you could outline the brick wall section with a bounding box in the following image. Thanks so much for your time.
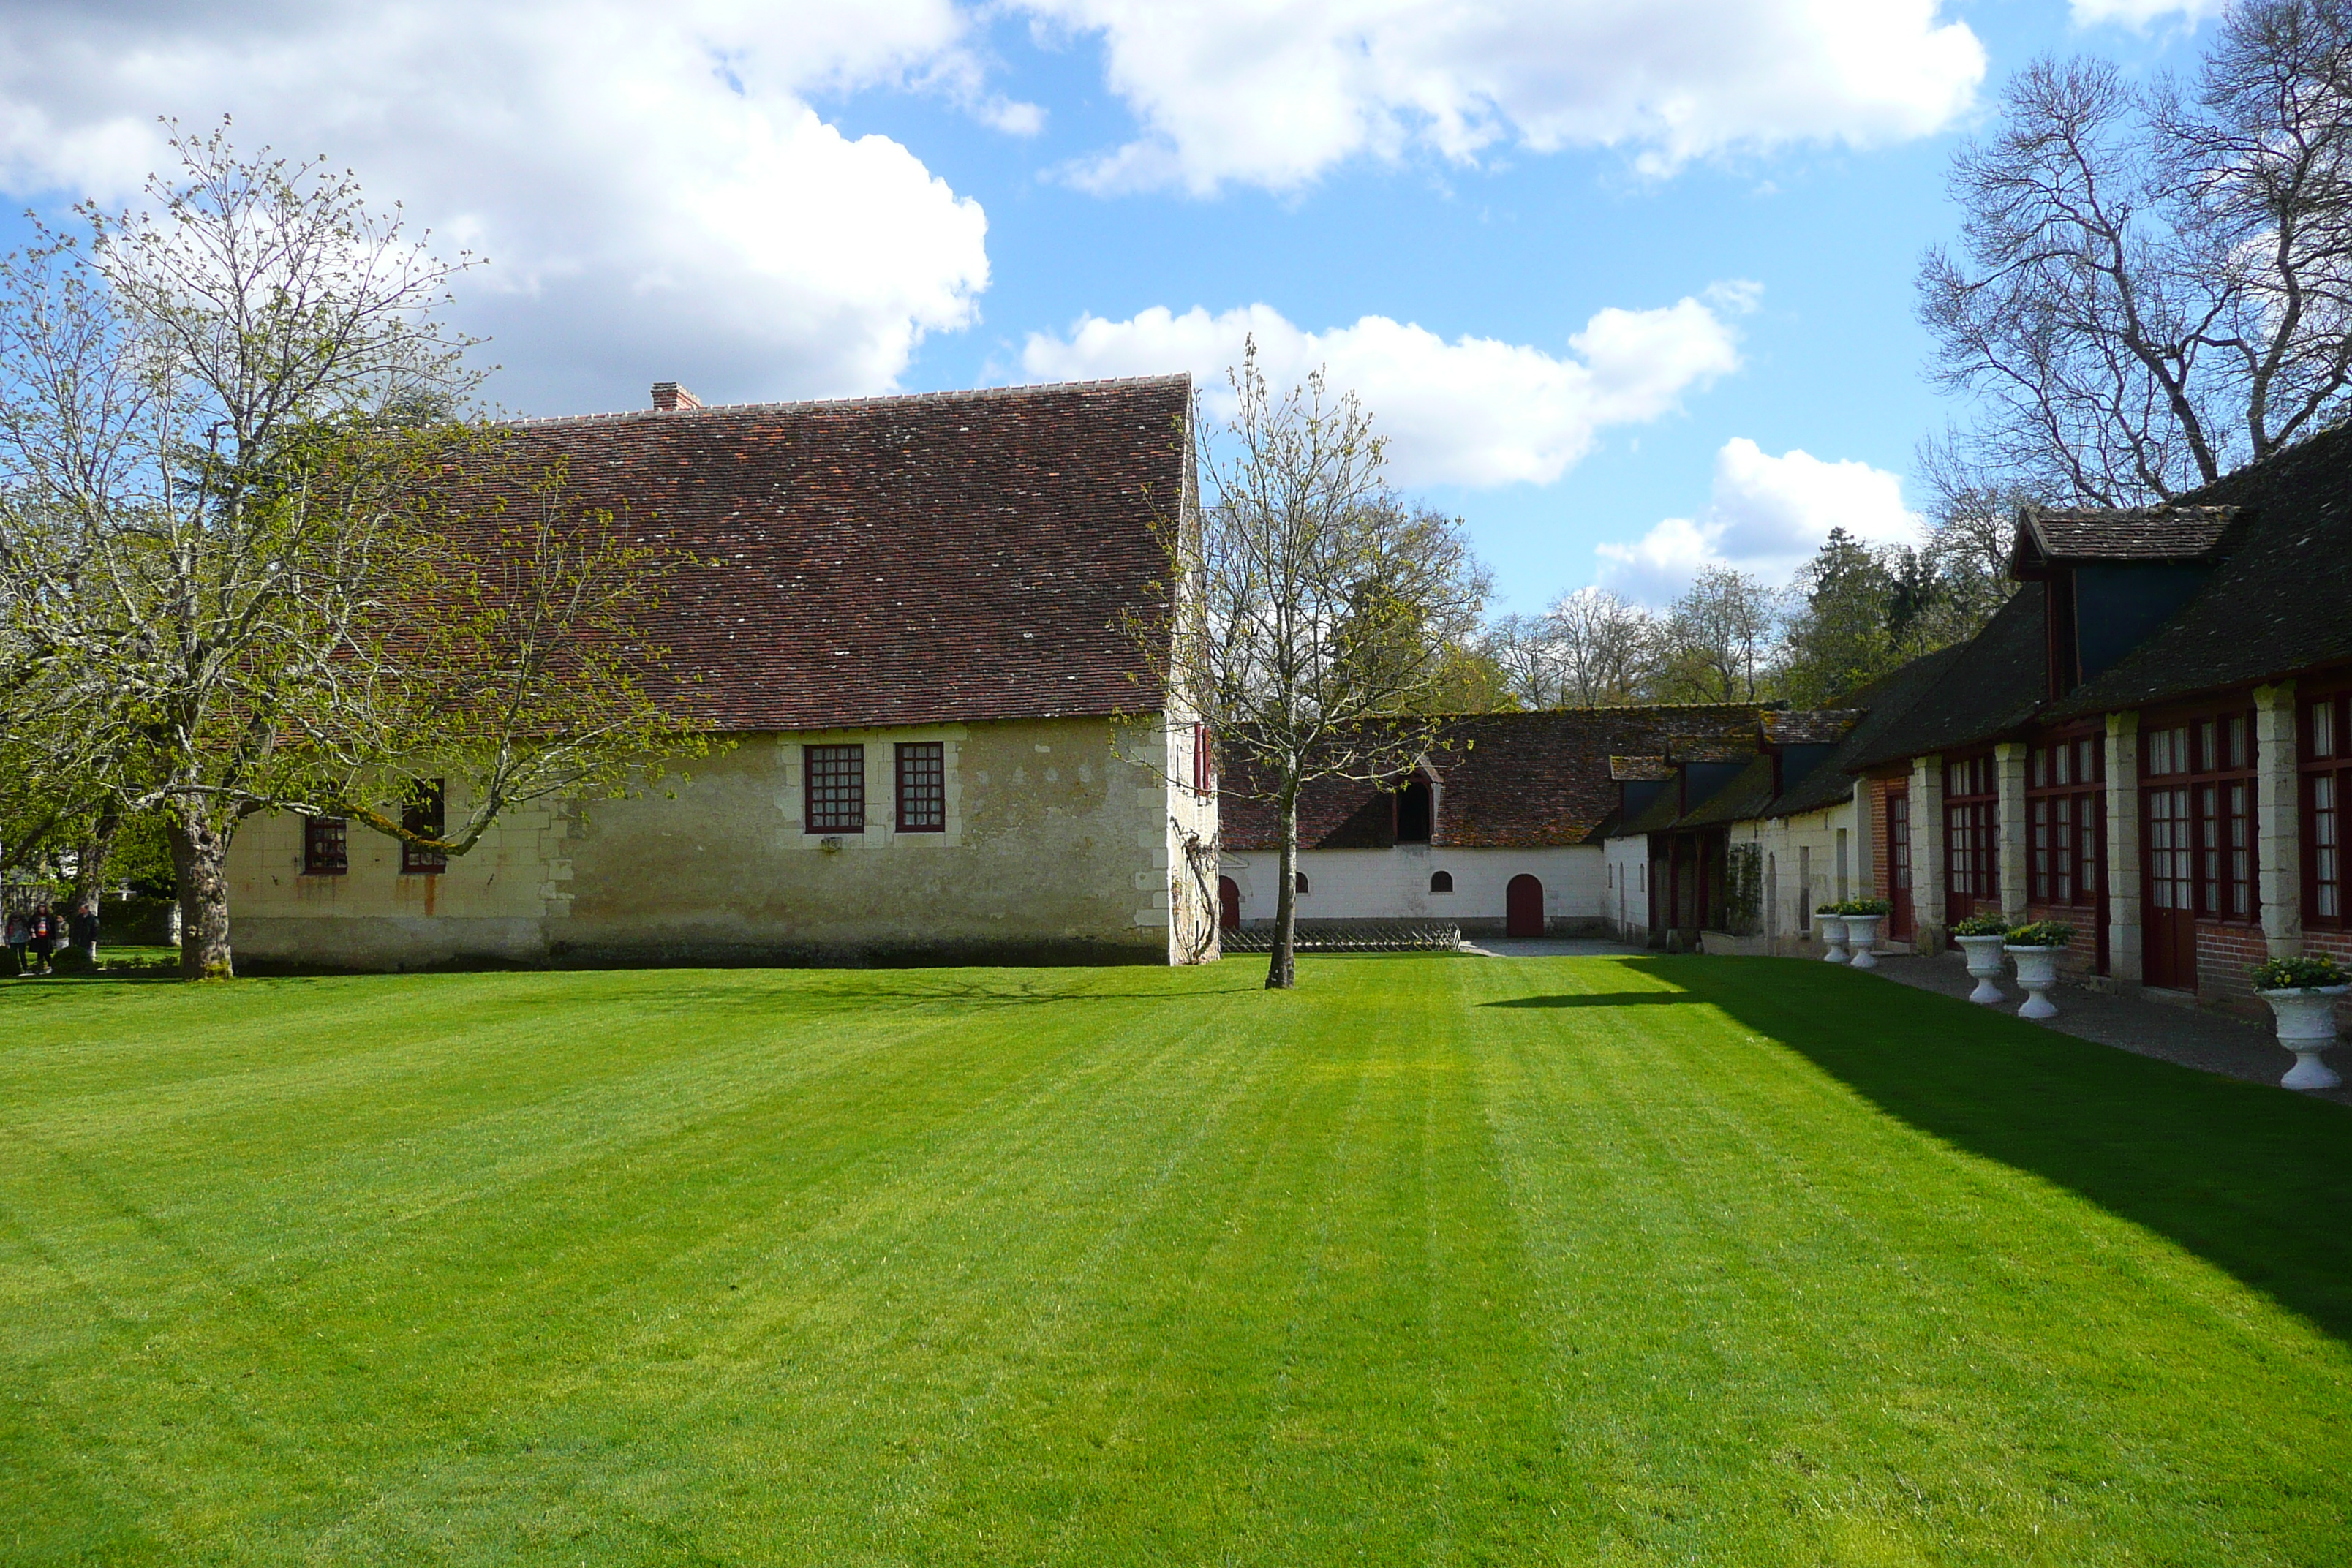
[2307,930,2352,1031]
[1871,782,1893,901]
[2196,921,2271,1013]
[2025,902,2101,976]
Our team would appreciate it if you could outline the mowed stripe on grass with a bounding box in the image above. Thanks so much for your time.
[1,956,2346,1564]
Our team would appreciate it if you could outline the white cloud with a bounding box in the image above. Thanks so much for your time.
[2068,0,2225,25]
[1597,437,1921,603]
[1020,288,1752,486]
[0,2,1021,412]
[1017,0,1987,194]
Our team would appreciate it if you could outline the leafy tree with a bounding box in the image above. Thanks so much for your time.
[0,123,696,979]
[1134,343,1489,989]
[1777,529,1901,706]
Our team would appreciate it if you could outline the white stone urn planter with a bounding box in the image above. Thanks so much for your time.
[1954,934,2008,1004]
[1843,914,1884,970]
[2258,984,2349,1091]
[2005,945,2065,1020]
[1819,916,1850,964]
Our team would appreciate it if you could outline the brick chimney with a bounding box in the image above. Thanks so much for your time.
[651,381,702,412]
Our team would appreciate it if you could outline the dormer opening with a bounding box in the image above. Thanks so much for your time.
[1395,776,1433,843]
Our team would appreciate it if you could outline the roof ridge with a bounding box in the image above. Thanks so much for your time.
[496,374,1192,430]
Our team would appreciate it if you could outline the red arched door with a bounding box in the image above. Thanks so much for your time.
[1218,876,1240,931]
[1506,874,1544,938]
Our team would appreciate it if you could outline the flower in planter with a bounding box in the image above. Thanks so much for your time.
[2004,920,2075,949]
[1951,913,2011,938]
[2249,954,2351,991]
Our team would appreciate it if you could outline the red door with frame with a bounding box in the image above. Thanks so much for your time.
[1218,876,1240,932]
[1506,874,1544,938]
[2144,783,2196,989]
[1886,785,1913,941]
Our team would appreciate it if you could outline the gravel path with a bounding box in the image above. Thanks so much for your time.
[1858,950,2352,1107]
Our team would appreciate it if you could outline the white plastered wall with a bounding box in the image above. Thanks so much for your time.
[1221,843,1605,931]
[1602,834,1650,941]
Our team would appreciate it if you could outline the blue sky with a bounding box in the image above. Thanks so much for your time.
[0,0,2221,614]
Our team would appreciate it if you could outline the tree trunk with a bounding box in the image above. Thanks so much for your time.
[69,811,119,965]
[1267,788,1299,990]
[166,814,235,981]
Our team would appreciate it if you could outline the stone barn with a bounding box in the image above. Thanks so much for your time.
[223,377,1219,969]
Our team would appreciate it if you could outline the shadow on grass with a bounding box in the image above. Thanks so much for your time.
[1617,955,2352,1343]
[1484,991,1700,1009]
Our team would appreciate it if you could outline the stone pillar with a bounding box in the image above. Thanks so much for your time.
[1911,753,1945,952]
[1996,741,2030,923]
[1851,780,1876,909]
[2255,680,2302,960]
[2105,712,2143,986]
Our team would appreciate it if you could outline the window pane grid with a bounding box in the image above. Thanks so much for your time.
[304,815,347,875]
[2026,736,2102,911]
[805,745,866,833]
[896,742,944,832]
[402,781,447,874]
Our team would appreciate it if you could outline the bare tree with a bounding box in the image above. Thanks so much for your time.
[1137,344,1488,989]
[1652,567,1782,703]
[1549,586,1659,705]
[1477,613,1567,709]
[0,123,696,979]
[1921,4,2352,503]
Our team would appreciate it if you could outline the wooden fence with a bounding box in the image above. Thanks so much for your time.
[1220,920,1462,954]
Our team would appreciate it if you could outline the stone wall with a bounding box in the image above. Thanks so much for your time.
[224,714,1205,970]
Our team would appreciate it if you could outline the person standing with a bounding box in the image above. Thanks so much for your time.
[27,904,57,976]
[4,909,26,976]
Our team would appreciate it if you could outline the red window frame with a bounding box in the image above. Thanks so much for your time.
[400,780,447,875]
[2144,706,2258,923]
[1943,752,1999,905]
[805,745,866,834]
[895,742,945,832]
[2304,685,2352,928]
[303,815,348,876]
[2027,731,2103,909]
[1190,722,1214,796]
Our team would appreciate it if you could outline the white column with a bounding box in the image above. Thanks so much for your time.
[1911,753,1945,952]
[1997,740,2030,924]
[2105,712,2143,985]
[2255,680,2302,960]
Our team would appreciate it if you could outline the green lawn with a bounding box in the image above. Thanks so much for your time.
[2,955,2347,1565]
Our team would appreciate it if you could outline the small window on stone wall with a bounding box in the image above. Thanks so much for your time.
[304,815,347,875]
[896,742,945,832]
[1430,870,1453,894]
[400,781,447,875]
[806,745,866,833]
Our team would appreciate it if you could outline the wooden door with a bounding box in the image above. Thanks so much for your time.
[1887,788,1913,940]
[1507,875,1544,938]
[1218,876,1240,932]
[2144,784,2197,989]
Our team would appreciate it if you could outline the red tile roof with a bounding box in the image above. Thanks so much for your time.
[1221,706,1768,851]
[480,377,1188,732]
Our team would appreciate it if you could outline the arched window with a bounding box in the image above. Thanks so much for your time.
[1395,777,1433,843]
[1429,870,1453,894]
[1295,872,1311,895]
